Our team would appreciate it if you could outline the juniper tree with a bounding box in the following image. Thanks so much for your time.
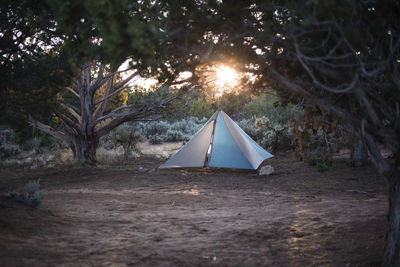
[191,1,400,265]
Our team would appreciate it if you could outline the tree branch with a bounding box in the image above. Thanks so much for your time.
[65,86,80,98]
[266,64,365,129]
[364,133,391,177]
[294,38,358,93]
[59,102,81,122]
[95,84,193,138]
[88,64,105,96]
[94,78,131,106]
[28,119,70,143]
[93,75,115,120]
[53,111,80,134]
[113,71,138,91]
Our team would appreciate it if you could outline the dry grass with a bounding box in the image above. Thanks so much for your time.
[138,141,182,157]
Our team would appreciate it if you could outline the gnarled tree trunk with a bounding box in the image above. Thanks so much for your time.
[350,138,369,167]
[383,167,400,267]
[70,135,98,164]
[364,134,400,266]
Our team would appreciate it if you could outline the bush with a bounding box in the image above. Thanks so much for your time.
[165,129,185,142]
[20,133,65,153]
[21,137,42,151]
[245,93,302,124]
[100,124,145,158]
[10,179,45,208]
[0,127,14,143]
[148,134,164,144]
[238,116,293,152]
[0,143,21,160]
[290,110,344,172]
[304,156,332,172]
[0,128,21,159]
[188,97,214,119]
[131,117,207,144]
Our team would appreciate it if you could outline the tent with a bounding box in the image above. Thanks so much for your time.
[159,110,273,170]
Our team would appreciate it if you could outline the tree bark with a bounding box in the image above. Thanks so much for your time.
[350,138,369,167]
[71,135,98,164]
[383,167,400,267]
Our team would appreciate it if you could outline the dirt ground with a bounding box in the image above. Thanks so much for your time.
[0,152,387,266]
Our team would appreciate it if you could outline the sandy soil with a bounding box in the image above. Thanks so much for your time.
[0,153,387,266]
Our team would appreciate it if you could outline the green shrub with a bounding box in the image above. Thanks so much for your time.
[0,143,21,160]
[238,117,293,152]
[292,122,343,172]
[100,124,145,158]
[10,179,45,208]
[20,132,65,153]
[245,93,302,124]
[131,117,206,144]
[165,129,185,142]
[148,134,163,144]
[0,128,21,159]
[214,91,250,118]
[304,156,333,172]
[0,127,14,143]
[188,97,214,119]
[21,137,42,151]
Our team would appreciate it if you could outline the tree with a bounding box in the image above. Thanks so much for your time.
[0,0,72,125]
[1,0,214,162]
[173,0,399,265]
[30,62,193,163]
[350,139,369,167]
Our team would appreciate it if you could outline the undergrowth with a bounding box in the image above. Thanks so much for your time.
[9,179,45,208]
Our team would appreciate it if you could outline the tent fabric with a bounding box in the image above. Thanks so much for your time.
[220,111,273,169]
[207,112,253,169]
[159,110,273,170]
[159,111,218,168]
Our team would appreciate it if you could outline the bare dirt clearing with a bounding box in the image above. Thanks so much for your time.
[0,153,387,266]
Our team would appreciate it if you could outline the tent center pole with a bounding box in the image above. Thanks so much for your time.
[203,112,218,167]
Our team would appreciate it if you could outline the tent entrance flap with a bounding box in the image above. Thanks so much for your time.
[203,115,217,167]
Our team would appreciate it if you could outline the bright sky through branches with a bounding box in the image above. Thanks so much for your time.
[214,65,239,97]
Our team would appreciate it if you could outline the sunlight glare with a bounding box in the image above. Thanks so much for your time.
[214,65,239,97]
[216,66,237,86]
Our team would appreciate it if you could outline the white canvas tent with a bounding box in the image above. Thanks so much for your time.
[159,110,273,170]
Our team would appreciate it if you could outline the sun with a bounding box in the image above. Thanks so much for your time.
[216,65,238,86]
[213,65,239,97]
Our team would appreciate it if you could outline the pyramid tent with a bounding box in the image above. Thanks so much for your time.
[159,110,273,170]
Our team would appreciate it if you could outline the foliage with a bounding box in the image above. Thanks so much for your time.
[236,94,303,152]
[0,128,20,160]
[100,124,145,159]
[20,132,65,152]
[289,109,345,171]
[0,0,73,125]
[1,1,203,163]
[9,179,45,208]
[0,143,21,160]
[238,117,292,153]
[126,86,191,121]
[245,93,303,124]
[131,117,207,144]
[213,92,251,119]
[188,97,214,119]
[304,156,332,173]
